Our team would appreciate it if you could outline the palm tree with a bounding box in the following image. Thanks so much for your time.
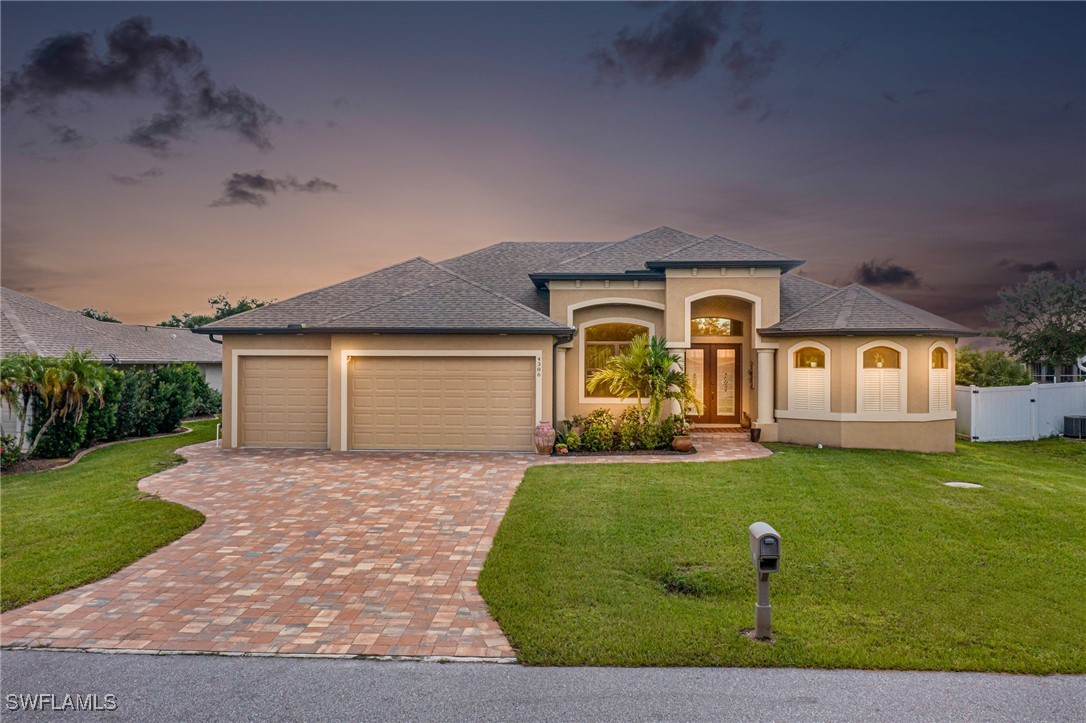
[586,334,653,417]
[586,335,704,422]
[26,349,107,457]
[1,353,50,453]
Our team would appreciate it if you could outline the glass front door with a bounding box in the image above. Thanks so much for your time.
[685,344,742,424]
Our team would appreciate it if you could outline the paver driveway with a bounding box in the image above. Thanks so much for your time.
[1,433,769,658]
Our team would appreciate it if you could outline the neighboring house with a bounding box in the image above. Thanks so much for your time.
[196,227,974,454]
[1,287,223,390]
[1031,362,1085,384]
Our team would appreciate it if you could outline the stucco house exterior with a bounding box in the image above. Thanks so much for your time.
[197,227,973,453]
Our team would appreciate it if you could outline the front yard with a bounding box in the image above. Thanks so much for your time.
[0,420,217,611]
[478,438,1086,673]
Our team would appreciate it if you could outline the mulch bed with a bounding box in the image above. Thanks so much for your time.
[2,457,69,475]
[551,447,697,457]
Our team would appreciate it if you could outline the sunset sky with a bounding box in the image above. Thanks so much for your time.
[2,2,1083,328]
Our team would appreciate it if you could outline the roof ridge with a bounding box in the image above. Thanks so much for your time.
[652,235,708,260]
[209,256,432,328]
[852,284,930,326]
[1,299,39,355]
[418,259,566,327]
[833,285,860,329]
[553,226,690,268]
[773,283,853,326]
[318,265,456,325]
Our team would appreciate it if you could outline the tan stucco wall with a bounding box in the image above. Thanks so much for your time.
[778,418,956,453]
[562,303,666,419]
[773,335,958,414]
[221,333,553,450]
[662,269,781,345]
[548,284,667,326]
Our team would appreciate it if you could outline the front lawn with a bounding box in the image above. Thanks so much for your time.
[0,420,217,611]
[478,439,1086,672]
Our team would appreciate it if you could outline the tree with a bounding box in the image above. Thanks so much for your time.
[986,271,1086,366]
[26,349,108,457]
[956,345,1032,387]
[0,353,49,452]
[80,307,121,323]
[586,335,703,421]
[157,293,273,329]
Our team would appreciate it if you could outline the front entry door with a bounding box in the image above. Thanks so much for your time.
[685,344,742,424]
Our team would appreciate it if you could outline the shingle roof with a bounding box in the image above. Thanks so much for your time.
[779,274,838,318]
[538,226,703,275]
[761,284,975,337]
[439,241,608,313]
[647,234,803,270]
[198,258,572,334]
[1,287,222,363]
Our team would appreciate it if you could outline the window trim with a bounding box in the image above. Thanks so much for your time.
[855,340,908,415]
[928,340,953,413]
[786,340,831,414]
[578,316,655,404]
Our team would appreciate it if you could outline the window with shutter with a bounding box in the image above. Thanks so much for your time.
[860,345,903,413]
[929,346,951,412]
[790,345,829,412]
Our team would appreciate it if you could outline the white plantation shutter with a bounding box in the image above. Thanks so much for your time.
[930,368,950,412]
[862,368,901,413]
[792,368,827,412]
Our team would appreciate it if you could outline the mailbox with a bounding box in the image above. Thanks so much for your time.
[748,522,780,573]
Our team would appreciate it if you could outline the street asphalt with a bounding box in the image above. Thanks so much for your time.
[2,650,1083,722]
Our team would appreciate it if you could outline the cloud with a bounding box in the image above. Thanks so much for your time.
[851,259,921,287]
[881,92,898,103]
[47,123,93,148]
[811,41,854,67]
[2,17,279,153]
[588,2,783,118]
[210,172,340,208]
[331,96,353,110]
[589,2,732,87]
[997,259,1060,273]
[912,88,935,97]
[109,166,164,186]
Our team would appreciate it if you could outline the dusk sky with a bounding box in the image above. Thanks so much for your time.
[2,1,1083,328]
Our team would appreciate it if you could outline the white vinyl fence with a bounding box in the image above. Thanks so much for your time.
[955,382,1086,442]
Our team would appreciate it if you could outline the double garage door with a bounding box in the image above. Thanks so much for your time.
[237,354,536,451]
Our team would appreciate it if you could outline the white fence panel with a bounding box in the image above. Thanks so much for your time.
[956,381,1086,441]
[1035,382,1086,438]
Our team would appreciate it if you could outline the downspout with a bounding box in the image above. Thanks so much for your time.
[552,333,574,423]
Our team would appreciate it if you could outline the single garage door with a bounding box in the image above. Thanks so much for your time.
[349,355,536,451]
[238,355,328,448]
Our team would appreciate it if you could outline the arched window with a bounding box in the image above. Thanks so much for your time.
[691,317,743,337]
[929,345,951,412]
[860,344,905,413]
[790,344,829,412]
[582,321,651,398]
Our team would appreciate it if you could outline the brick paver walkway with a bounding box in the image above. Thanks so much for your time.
[1,433,769,658]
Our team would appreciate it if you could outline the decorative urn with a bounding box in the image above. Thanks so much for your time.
[534,421,557,455]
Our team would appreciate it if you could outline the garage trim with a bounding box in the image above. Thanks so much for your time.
[231,349,332,448]
[339,349,543,451]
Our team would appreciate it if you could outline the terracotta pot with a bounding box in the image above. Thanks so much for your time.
[672,435,693,452]
[534,421,557,455]
[555,446,569,455]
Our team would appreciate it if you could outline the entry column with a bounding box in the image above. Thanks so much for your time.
[755,348,776,426]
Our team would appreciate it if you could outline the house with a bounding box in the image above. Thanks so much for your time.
[196,227,974,453]
[1,287,223,390]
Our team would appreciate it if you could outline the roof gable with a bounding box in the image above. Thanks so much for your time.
[198,258,570,334]
[647,235,803,270]
[540,226,703,275]
[763,283,975,337]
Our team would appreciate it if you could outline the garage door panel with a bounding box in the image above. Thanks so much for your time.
[239,355,328,448]
[349,356,535,451]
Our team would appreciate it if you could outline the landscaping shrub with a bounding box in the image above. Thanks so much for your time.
[28,397,88,458]
[176,363,221,416]
[565,431,582,451]
[581,409,617,452]
[618,407,646,450]
[1,434,20,470]
[149,365,196,434]
[115,369,155,439]
[83,368,124,445]
[658,414,688,446]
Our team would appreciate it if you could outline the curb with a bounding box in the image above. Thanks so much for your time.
[1,646,518,665]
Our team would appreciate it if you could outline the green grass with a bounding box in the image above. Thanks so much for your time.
[1,420,217,611]
[479,439,1086,672]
